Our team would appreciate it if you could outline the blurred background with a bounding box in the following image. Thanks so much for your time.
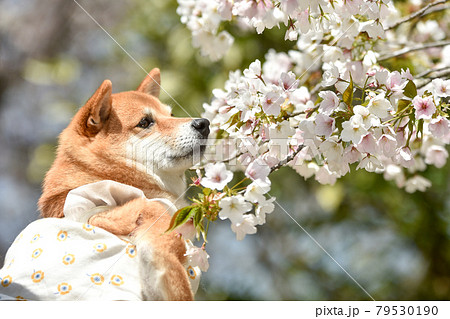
[0,0,449,300]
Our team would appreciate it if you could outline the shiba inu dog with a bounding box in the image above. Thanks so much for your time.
[0,68,209,300]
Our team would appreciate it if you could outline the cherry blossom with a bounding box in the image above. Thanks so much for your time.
[254,197,275,225]
[185,240,210,272]
[412,96,436,120]
[357,133,378,155]
[319,91,340,115]
[425,145,449,169]
[353,105,380,129]
[315,113,335,138]
[230,214,257,241]
[200,162,233,190]
[356,156,383,173]
[319,138,344,163]
[429,117,450,139]
[397,147,415,168]
[218,195,252,224]
[343,146,362,164]
[341,115,368,145]
[261,86,283,115]
[245,158,271,186]
[367,93,392,119]
[404,176,432,193]
[244,181,270,203]
[378,134,398,158]
[432,79,450,98]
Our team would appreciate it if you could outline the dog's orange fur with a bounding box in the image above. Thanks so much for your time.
[38,69,194,300]
[89,199,193,300]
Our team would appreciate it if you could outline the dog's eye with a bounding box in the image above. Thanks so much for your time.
[136,117,154,129]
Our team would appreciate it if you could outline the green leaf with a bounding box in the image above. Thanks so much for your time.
[192,206,203,229]
[202,187,211,197]
[333,111,349,132]
[166,206,195,233]
[224,111,240,129]
[215,129,229,140]
[408,114,415,136]
[334,110,352,120]
[361,96,370,107]
[335,117,345,132]
[403,80,417,99]
[319,4,324,16]
[343,76,354,107]
[314,96,323,106]
[417,119,424,140]
[236,120,246,129]
[397,99,411,113]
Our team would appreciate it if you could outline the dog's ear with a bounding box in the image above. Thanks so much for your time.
[78,80,112,136]
[136,68,161,98]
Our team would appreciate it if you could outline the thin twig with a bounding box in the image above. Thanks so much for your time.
[385,0,450,31]
[378,40,450,61]
[424,3,450,15]
[310,82,323,96]
[416,66,450,79]
[270,144,305,173]
[192,143,305,179]
[417,69,450,89]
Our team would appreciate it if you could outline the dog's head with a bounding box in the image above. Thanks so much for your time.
[61,68,209,194]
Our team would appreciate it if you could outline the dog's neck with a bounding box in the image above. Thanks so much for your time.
[123,157,188,199]
[152,171,187,200]
[39,155,189,217]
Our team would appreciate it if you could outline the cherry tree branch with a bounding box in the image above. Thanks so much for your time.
[385,0,450,31]
[310,82,323,96]
[270,144,305,173]
[416,66,450,79]
[378,40,450,61]
[423,3,450,15]
[417,68,450,89]
[190,143,305,176]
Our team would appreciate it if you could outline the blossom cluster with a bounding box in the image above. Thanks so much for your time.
[177,0,393,60]
[200,162,275,240]
[173,0,450,246]
[204,53,449,195]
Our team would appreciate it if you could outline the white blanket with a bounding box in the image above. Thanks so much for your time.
[0,180,200,300]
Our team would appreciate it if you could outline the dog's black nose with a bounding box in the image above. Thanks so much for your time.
[191,118,210,138]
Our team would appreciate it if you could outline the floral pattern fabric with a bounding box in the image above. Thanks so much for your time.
[0,180,201,300]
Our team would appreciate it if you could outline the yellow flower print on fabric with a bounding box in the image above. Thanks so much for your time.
[93,243,107,252]
[110,275,124,286]
[32,248,43,259]
[57,230,68,241]
[31,270,44,283]
[15,296,27,301]
[126,245,136,258]
[1,275,12,287]
[187,266,196,280]
[57,283,72,295]
[90,273,104,285]
[62,254,75,265]
[30,234,41,243]
[82,223,95,232]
